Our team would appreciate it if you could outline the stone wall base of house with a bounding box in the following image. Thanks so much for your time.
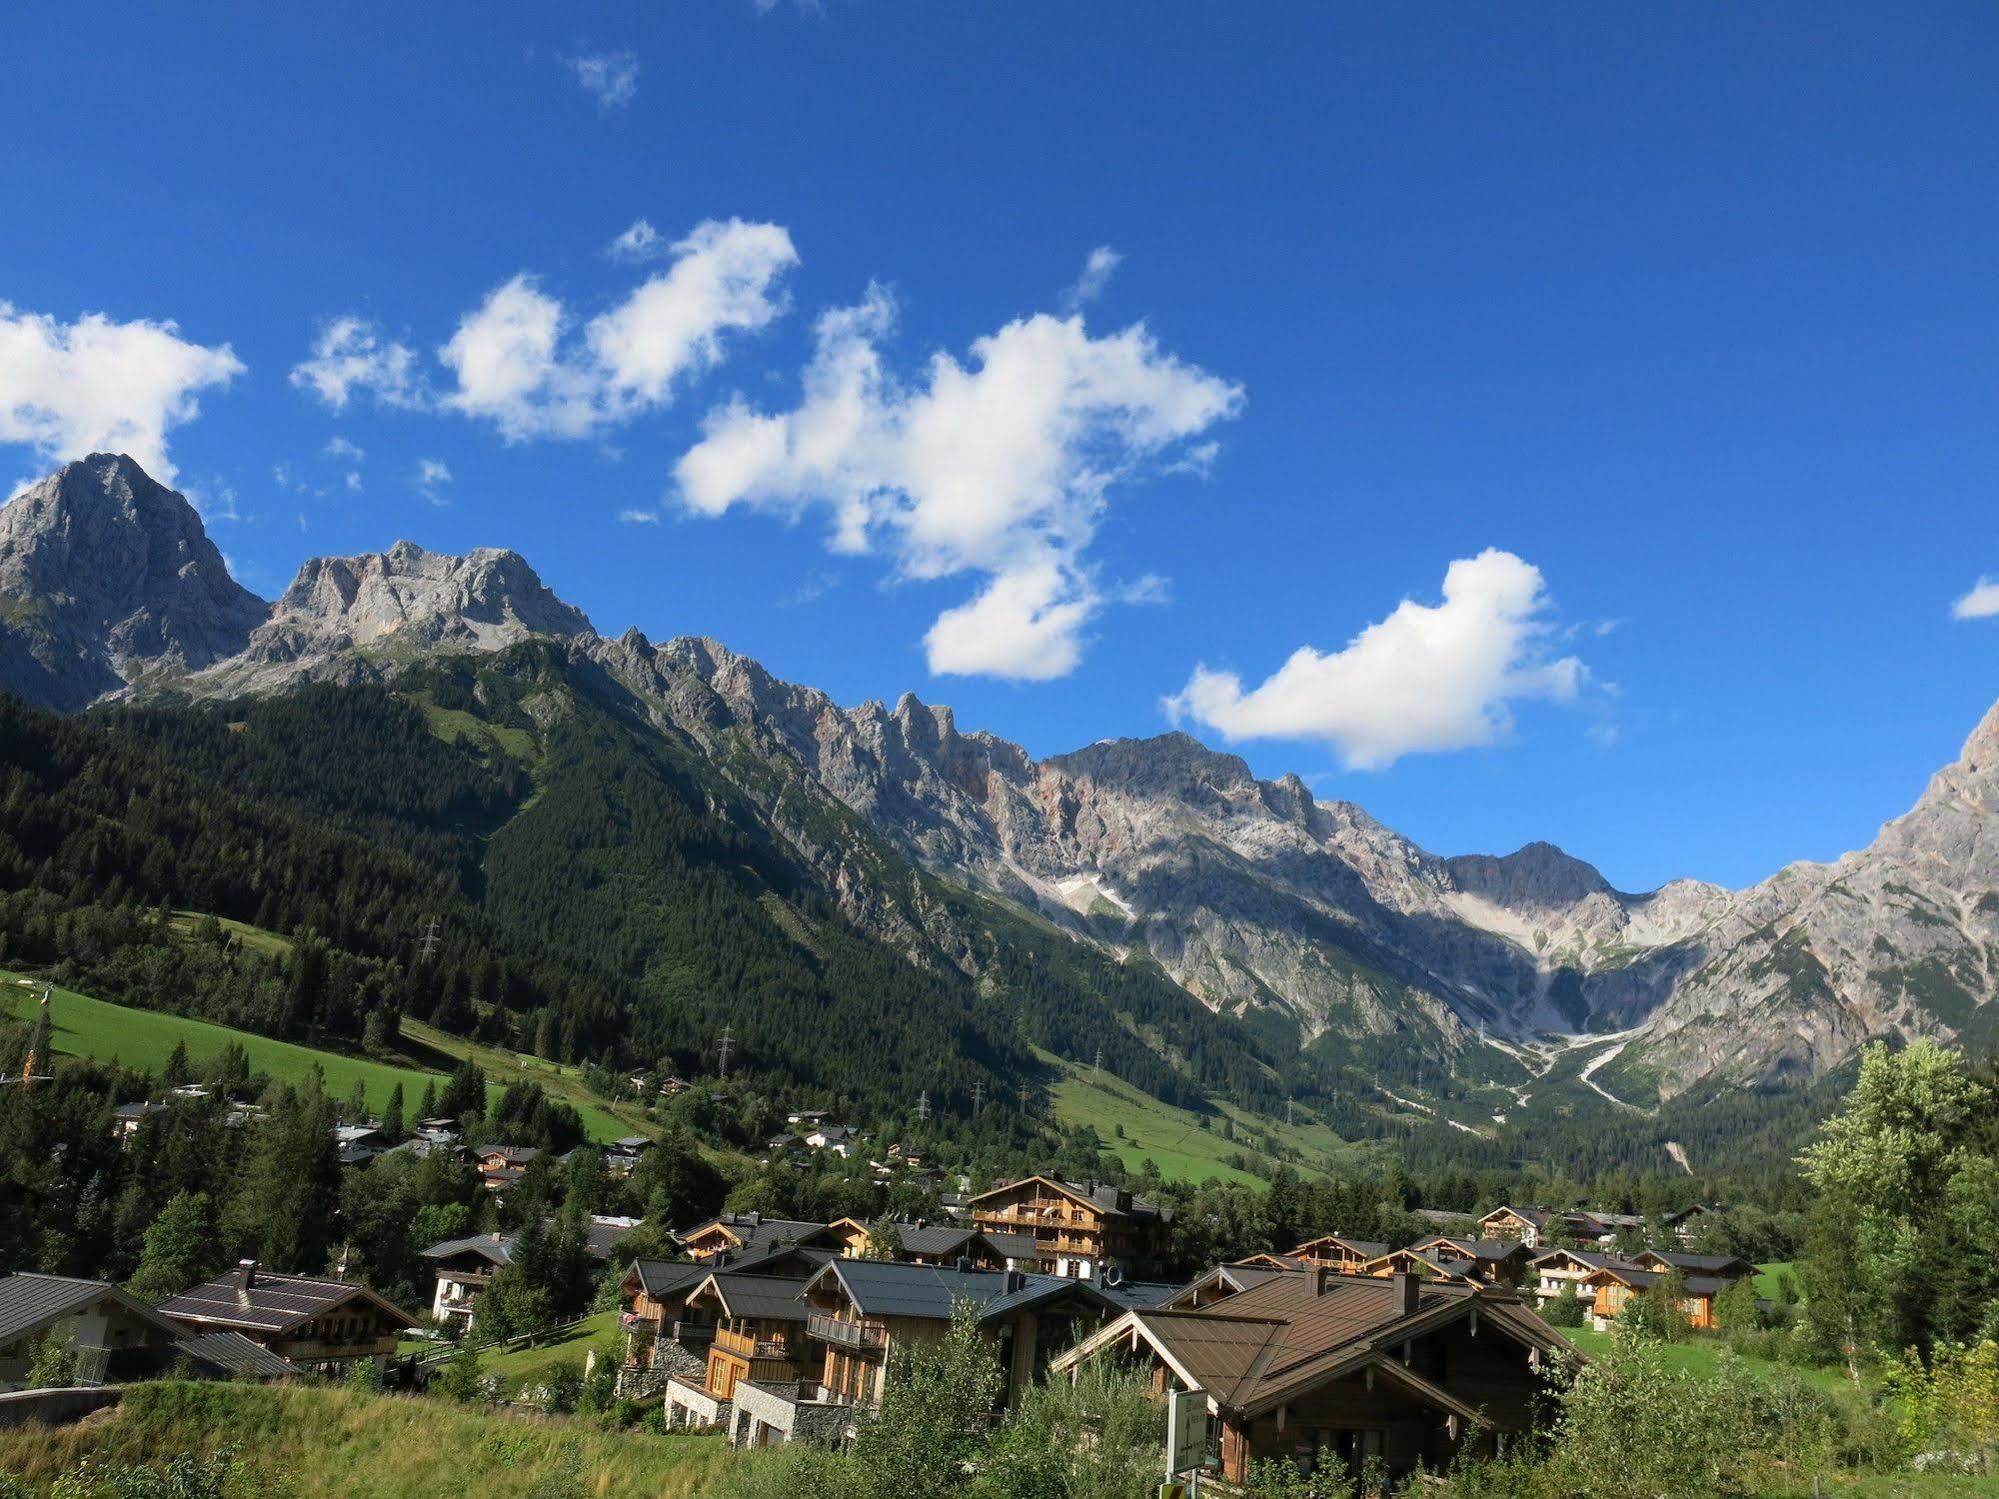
[728,1379,856,1448]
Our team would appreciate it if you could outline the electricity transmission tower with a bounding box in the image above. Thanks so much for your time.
[1091,1047,1103,1078]
[970,1081,984,1116]
[916,1090,930,1122]
[717,1024,733,1082]
[417,916,440,963]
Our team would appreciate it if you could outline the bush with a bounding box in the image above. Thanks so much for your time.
[970,1360,1164,1499]
[1541,1286,1587,1328]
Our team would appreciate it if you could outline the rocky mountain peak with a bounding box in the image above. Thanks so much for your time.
[1444,840,1618,911]
[1046,731,1258,797]
[0,453,268,710]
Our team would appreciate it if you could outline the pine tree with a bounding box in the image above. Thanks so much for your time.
[382,1083,405,1141]
[127,1191,219,1301]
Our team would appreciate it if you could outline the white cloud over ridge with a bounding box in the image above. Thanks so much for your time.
[675,283,1241,679]
[1166,549,1586,770]
[606,219,665,262]
[440,219,798,440]
[290,319,422,411]
[0,302,243,484]
[1951,576,1999,621]
[566,51,639,109]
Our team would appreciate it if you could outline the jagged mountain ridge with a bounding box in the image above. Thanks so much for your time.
[3,453,1994,1102]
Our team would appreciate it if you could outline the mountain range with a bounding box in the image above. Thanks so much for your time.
[5,454,1995,1141]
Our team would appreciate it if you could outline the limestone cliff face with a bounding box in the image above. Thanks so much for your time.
[4,453,1994,1101]
[0,454,268,709]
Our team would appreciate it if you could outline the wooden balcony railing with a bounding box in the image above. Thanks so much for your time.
[714,1326,792,1361]
[807,1312,888,1350]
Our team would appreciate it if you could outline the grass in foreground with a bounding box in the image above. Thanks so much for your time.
[1561,1326,1860,1399]
[2,970,458,1117]
[0,1380,730,1499]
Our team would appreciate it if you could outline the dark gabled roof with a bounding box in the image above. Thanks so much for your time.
[113,1101,168,1121]
[721,1244,839,1278]
[1583,1265,1734,1296]
[1412,1236,1532,1262]
[803,1259,1120,1324]
[421,1232,513,1267]
[583,1218,641,1262]
[676,1215,834,1258]
[478,1145,541,1165]
[1094,1280,1181,1311]
[175,1330,299,1380]
[1633,1250,1752,1276]
[159,1270,416,1335]
[626,1259,710,1300]
[978,1230,1040,1262]
[694,1272,812,1323]
[0,1274,185,1347]
[1529,1248,1636,1272]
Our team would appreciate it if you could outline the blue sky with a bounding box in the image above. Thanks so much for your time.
[3,4,1996,892]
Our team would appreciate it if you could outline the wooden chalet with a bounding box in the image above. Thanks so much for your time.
[675,1213,839,1264]
[620,1244,835,1378]
[1286,1236,1389,1273]
[1161,1262,1309,1311]
[823,1218,1017,1268]
[1054,1269,1575,1486]
[421,1232,512,1327]
[663,1270,815,1428]
[474,1145,541,1192]
[1578,1264,1731,1330]
[1407,1236,1533,1286]
[0,1273,297,1390]
[1358,1247,1477,1284]
[966,1175,1173,1279]
[1526,1248,1637,1305]
[1630,1249,1753,1281]
[158,1261,415,1374]
[797,1259,1125,1413]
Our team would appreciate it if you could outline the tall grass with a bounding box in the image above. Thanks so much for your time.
[0,1381,732,1499]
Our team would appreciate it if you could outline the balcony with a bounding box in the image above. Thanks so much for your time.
[808,1312,888,1350]
[671,1319,717,1344]
[714,1326,793,1362]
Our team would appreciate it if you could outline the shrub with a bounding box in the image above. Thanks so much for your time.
[1541,1286,1587,1328]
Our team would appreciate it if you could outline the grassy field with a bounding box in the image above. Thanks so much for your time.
[1561,1325,1858,1398]
[0,1380,731,1499]
[1043,1049,1373,1187]
[2,970,460,1117]
[478,1310,628,1390]
[1757,1260,1800,1299]
[395,1017,652,1148]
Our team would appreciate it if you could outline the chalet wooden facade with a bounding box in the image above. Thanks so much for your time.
[1285,1236,1388,1273]
[675,1213,840,1264]
[1358,1247,1477,1284]
[1578,1265,1732,1331]
[967,1175,1173,1278]
[158,1262,414,1375]
[0,1274,188,1389]
[1054,1270,1574,1487]
[1407,1236,1533,1286]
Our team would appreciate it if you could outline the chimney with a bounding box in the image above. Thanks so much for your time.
[235,1260,257,1303]
[1315,1266,1334,1296]
[1005,1269,1026,1293]
[1392,1271,1418,1316]
[954,1255,974,1273]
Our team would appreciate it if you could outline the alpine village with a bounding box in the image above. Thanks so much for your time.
[0,450,1991,1499]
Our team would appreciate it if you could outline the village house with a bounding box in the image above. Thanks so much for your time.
[967,1175,1174,1279]
[1631,1249,1754,1280]
[662,1270,815,1433]
[1358,1247,1478,1284]
[421,1232,513,1326]
[1577,1264,1733,1331]
[1054,1269,1575,1487]
[474,1144,541,1192]
[605,1136,653,1175]
[333,1123,386,1167]
[158,1261,416,1375]
[110,1100,168,1144]
[1162,1262,1308,1311]
[0,1273,298,1390]
[803,1123,855,1156]
[822,1218,1019,1267]
[720,1259,1131,1449]
[1406,1236,1534,1286]
[1526,1248,1637,1305]
[1286,1236,1390,1273]
[618,1243,835,1393]
[675,1213,841,1263]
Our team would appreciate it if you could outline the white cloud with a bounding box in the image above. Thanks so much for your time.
[290,319,421,411]
[1061,245,1123,311]
[324,435,366,462]
[1951,576,1999,621]
[675,282,1240,679]
[1165,549,1587,770]
[606,219,664,262]
[416,457,451,505]
[566,50,639,109]
[439,219,798,441]
[344,471,363,492]
[0,302,242,484]
[618,506,659,524]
